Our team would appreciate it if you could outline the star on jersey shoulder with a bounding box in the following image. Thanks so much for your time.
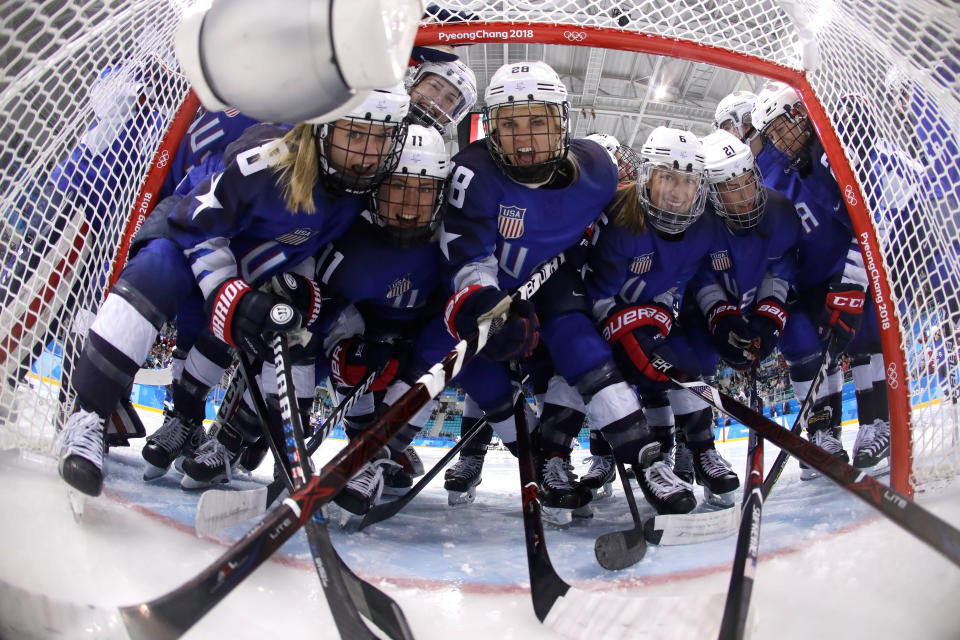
[191,173,224,220]
[439,226,461,260]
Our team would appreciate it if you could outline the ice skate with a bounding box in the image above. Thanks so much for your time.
[396,445,424,477]
[180,426,243,490]
[691,445,739,508]
[539,455,591,509]
[55,408,106,497]
[335,457,396,516]
[633,442,696,515]
[142,410,206,481]
[383,462,413,497]
[853,419,891,468]
[580,455,615,500]
[234,439,270,477]
[672,441,695,484]
[445,454,484,506]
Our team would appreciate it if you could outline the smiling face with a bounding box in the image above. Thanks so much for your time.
[375,174,442,229]
[410,74,463,126]
[647,166,701,213]
[489,102,563,168]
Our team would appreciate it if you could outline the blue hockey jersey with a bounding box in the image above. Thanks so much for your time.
[690,188,801,313]
[169,125,366,297]
[440,138,618,291]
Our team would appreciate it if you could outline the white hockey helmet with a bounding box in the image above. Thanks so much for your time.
[586,133,642,184]
[314,84,410,195]
[638,126,706,234]
[752,82,813,172]
[702,130,767,229]
[585,133,621,157]
[713,90,758,141]
[175,0,423,124]
[483,61,570,183]
[408,59,478,131]
[372,124,450,247]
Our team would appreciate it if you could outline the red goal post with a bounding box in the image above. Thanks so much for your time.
[416,2,960,496]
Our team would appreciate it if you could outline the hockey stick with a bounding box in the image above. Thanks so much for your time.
[717,367,765,640]
[510,361,571,622]
[648,354,960,570]
[236,348,385,640]
[357,416,490,531]
[118,253,567,639]
[193,366,379,535]
[593,459,647,570]
[266,336,414,640]
[761,346,832,498]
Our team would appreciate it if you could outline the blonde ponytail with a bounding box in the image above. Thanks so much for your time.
[273,124,321,214]
[610,182,647,234]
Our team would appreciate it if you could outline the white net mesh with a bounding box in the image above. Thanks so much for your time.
[0,0,192,450]
[2,0,958,491]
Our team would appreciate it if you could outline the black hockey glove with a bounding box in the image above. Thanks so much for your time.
[444,285,539,362]
[746,298,787,361]
[206,278,302,359]
[270,272,324,327]
[707,302,758,369]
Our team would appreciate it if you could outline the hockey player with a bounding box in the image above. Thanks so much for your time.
[407,59,478,133]
[752,82,889,473]
[289,124,450,515]
[583,126,735,513]
[584,133,643,185]
[54,87,410,497]
[405,61,687,526]
[675,130,802,501]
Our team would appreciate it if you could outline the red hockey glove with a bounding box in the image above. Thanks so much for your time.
[601,303,674,382]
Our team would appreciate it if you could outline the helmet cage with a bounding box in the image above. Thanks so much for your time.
[639,163,707,235]
[371,172,447,247]
[407,62,477,132]
[615,144,643,185]
[483,100,570,183]
[708,170,767,229]
[314,117,407,195]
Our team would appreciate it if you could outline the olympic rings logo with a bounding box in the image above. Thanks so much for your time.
[564,31,587,42]
[156,148,170,169]
[886,362,900,390]
[844,184,859,207]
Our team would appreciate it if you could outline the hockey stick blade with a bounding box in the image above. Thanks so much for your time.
[594,459,646,570]
[643,507,740,546]
[649,354,960,570]
[357,417,490,531]
[194,486,268,537]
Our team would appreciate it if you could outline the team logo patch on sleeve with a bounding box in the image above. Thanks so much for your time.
[498,205,526,239]
[710,250,732,271]
[629,253,654,275]
[275,228,314,245]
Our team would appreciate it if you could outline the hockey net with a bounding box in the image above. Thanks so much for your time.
[2,0,959,495]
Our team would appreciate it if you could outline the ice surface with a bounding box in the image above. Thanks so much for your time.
[1,409,959,639]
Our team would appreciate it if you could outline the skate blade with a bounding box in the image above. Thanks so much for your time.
[67,488,86,522]
[180,475,228,490]
[142,462,168,482]
[591,483,614,501]
[572,504,594,519]
[703,488,735,508]
[541,506,573,529]
[447,487,477,507]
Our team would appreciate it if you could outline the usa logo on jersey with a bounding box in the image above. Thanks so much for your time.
[629,253,654,275]
[710,250,732,271]
[498,205,526,239]
[387,276,412,299]
[275,228,314,245]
